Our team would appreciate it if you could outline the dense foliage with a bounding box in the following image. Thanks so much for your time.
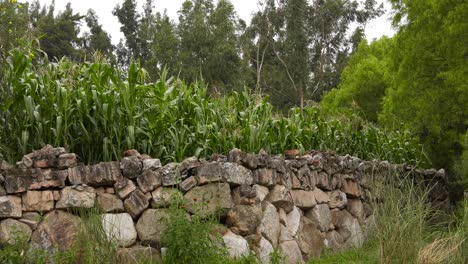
[0,47,427,166]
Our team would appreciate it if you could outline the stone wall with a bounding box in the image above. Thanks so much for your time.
[0,145,453,263]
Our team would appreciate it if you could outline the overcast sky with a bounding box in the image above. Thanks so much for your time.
[28,0,395,45]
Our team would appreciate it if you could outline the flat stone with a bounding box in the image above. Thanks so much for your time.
[226,204,262,236]
[231,185,256,205]
[56,186,96,209]
[142,159,162,171]
[68,162,121,186]
[0,218,32,245]
[151,187,179,208]
[258,202,281,247]
[137,169,162,193]
[328,190,348,209]
[312,188,331,204]
[0,195,22,218]
[101,213,137,247]
[341,179,361,198]
[124,189,150,218]
[57,153,78,169]
[97,193,124,213]
[136,209,170,247]
[117,245,161,264]
[317,172,331,190]
[179,176,197,192]
[279,240,303,264]
[331,209,363,248]
[114,178,137,199]
[253,184,269,203]
[4,168,67,193]
[121,156,143,179]
[222,162,253,186]
[223,230,250,258]
[291,190,317,209]
[305,204,331,232]
[161,163,181,186]
[286,206,301,237]
[296,216,324,258]
[178,157,200,176]
[266,185,294,213]
[31,210,81,254]
[183,183,233,217]
[19,212,41,230]
[254,168,277,187]
[196,162,223,183]
[22,190,54,212]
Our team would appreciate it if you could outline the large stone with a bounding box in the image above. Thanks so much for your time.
[258,202,281,247]
[305,204,331,232]
[117,245,162,264]
[316,172,331,190]
[68,162,121,186]
[124,189,150,218]
[31,210,81,253]
[114,178,137,199]
[291,190,316,209]
[231,185,257,205]
[254,168,277,187]
[57,153,78,169]
[142,159,162,171]
[253,184,269,203]
[19,212,41,230]
[328,190,348,209]
[121,156,143,179]
[331,209,363,248]
[312,188,331,204]
[279,224,293,242]
[347,199,365,223]
[151,187,179,208]
[56,186,96,209]
[0,195,22,218]
[137,169,162,193]
[97,193,124,213]
[196,162,224,183]
[222,162,254,186]
[22,190,54,212]
[223,230,250,258]
[4,168,67,193]
[183,183,233,217]
[286,206,301,237]
[325,230,344,251]
[178,157,200,176]
[253,236,274,264]
[101,213,137,247]
[279,240,303,264]
[341,179,361,198]
[266,185,294,213]
[136,209,169,247]
[179,176,197,192]
[161,162,181,186]
[226,204,262,236]
[296,216,324,258]
[0,218,32,245]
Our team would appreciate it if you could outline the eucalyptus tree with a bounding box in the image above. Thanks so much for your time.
[84,9,114,60]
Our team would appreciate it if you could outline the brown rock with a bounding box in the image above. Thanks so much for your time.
[266,185,294,213]
[231,185,257,205]
[22,190,54,212]
[56,186,96,209]
[196,162,223,183]
[179,176,197,192]
[19,212,41,230]
[105,187,115,194]
[317,172,331,190]
[226,204,262,236]
[258,202,281,247]
[305,204,331,232]
[0,195,22,218]
[328,190,348,209]
[279,240,304,263]
[124,189,150,218]
[4,168,67,193]
[183,183,234,217]
[97,193,124,213]
[114,178,137,199]
[312,188,331,204]
[325,230,344,251]
[284,149,300,159]
[137,169,162,193]
[68,162,121,186]
[341,179,361,198]
[291,190,317,209]
[136,209,170,247]
[296,216,324,258]
[31,210,81,254]
[0,218,32,245]
[347,199,365,223]
[254,168,277,187]
[57,153,78,169]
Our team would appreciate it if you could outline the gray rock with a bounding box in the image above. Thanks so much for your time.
[222,162,253,186]
[312,188,331,204]
[291,190,317,209]
[97,193,124,213]
[325,230,344,251]
[136,209,170,247]
[117,245,161,264]
[226,204,262,236]
[57,153,78,169]
[121,156,143,179]
[183,183,234,217]
[328,190,348,209]
[0,218,32,245]
[258,202,281,247]
[223,230,250,258]
[196,162,223,183]
[254,168,277,187]
[296,216,324,258]
[151,187,179,208]
[179,176,197,192]
[0,195,22,218]
[279,240,304,264]
[101,213,137,247]
[142,159,162,171]
[253,184,269,203]
[19,212,41,230]
[124,189,150,218]
[137,169,162,193]
[114,178,137,199]
[347,199,365,223]
[161,163,181,186]
[286,206,301,237]
[253,236,273,264]
[305,204,331,232]
[266,185,294,213]
[56,186,96,209]
[68,162,121,186]
[31,210,81,254]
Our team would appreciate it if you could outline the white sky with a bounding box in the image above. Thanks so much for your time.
[27,0,395,45]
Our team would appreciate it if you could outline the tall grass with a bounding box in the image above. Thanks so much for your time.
[0,48,428,166]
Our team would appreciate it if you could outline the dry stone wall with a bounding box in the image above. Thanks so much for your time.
[0,145,453,263]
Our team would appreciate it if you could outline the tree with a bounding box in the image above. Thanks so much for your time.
[113,0,140,65]
[380,0,468,171]
[84,9,114,60]
[149,11,179,77]
[321,37,393,122]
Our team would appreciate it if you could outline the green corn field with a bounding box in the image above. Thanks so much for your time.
[0,48,429,166]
